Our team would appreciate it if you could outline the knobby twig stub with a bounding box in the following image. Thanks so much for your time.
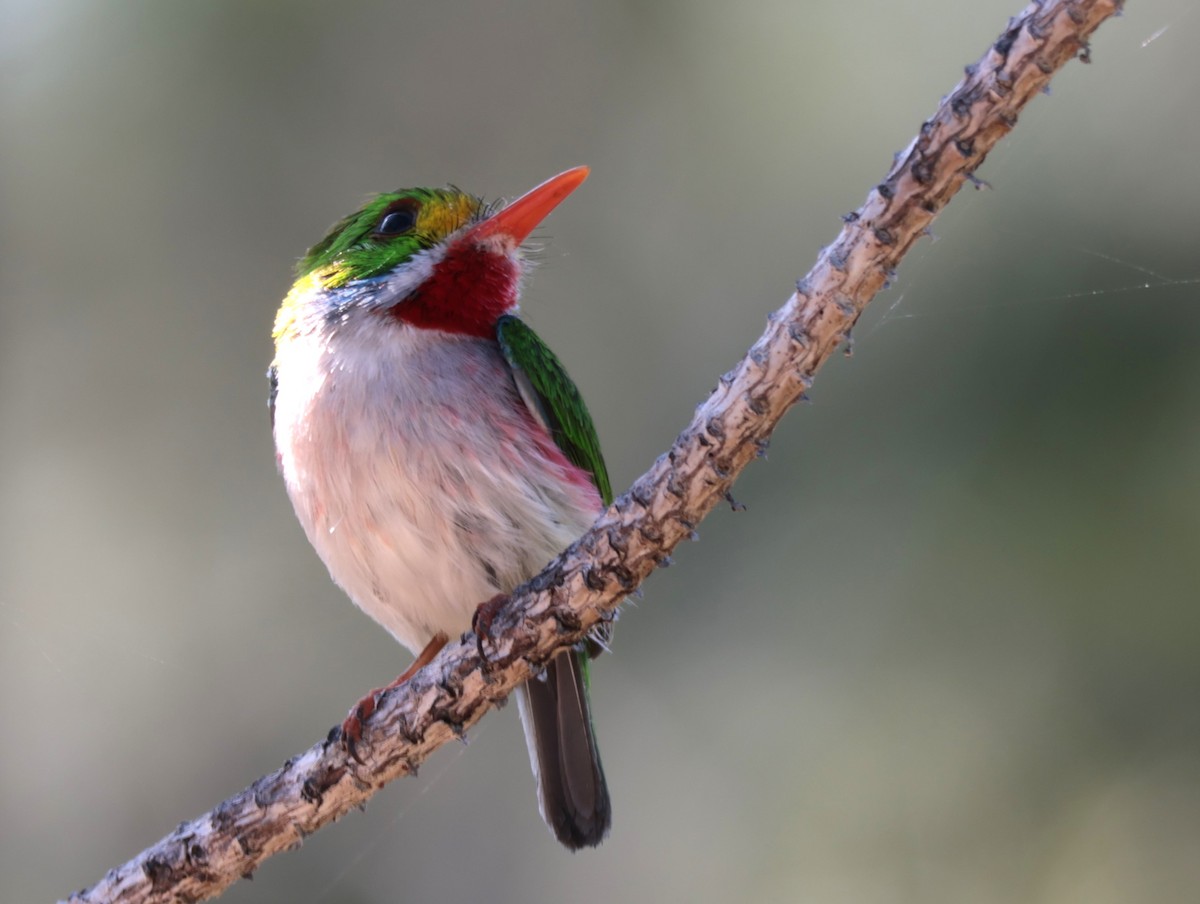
[64,2,1124,902]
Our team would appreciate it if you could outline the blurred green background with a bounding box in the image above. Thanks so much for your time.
[3,1,1199,902]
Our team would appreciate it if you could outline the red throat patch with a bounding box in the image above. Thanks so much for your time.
[391,243,519,338]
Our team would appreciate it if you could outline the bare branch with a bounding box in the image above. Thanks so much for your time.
[63,2,1124,902]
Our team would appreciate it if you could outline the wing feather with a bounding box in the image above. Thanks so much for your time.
[496,314,613,507]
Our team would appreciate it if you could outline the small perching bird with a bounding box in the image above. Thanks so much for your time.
[269,167,612,849]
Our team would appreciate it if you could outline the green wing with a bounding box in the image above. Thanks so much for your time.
[496,314,612,507]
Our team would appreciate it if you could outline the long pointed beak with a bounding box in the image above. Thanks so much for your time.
[467,166,590,250]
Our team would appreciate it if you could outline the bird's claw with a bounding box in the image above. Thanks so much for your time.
[340,692,379,764]
[472,593,510,666]
[338,632,449,763]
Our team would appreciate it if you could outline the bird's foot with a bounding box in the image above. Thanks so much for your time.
[340,693,378,764]
[471,593,510,664]
[340,632,449,763]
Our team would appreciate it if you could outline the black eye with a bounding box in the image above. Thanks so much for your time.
[374,202,418,236]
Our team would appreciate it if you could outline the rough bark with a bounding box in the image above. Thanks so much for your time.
[63,2,1124,902]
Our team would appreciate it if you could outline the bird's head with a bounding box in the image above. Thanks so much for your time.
[274,167,589,345]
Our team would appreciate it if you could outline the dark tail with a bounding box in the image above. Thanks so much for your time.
[515,648,611,849]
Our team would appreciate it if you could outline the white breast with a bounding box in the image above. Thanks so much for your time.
[272,317,600,653]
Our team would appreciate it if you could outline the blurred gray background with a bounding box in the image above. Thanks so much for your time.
[3,2,1198,902]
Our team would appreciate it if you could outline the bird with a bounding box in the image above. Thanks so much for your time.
[269,167,612,849]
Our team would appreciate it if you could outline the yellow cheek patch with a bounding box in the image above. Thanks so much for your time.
[417,193,480,241]
[273,271,322,343]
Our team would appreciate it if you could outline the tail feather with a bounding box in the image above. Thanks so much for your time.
[515,649,611,849]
